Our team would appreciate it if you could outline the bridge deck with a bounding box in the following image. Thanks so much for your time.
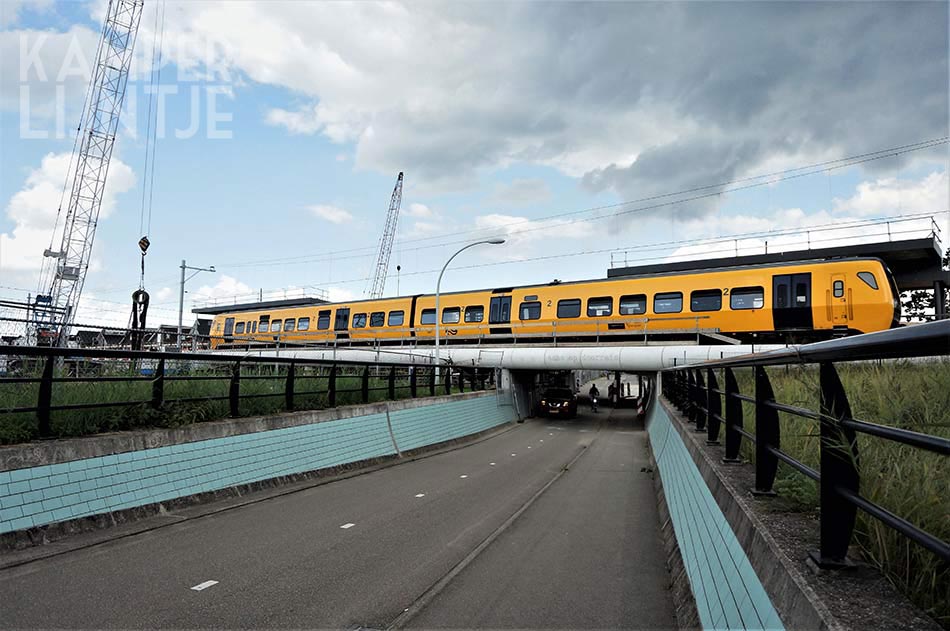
[0,407,675,629]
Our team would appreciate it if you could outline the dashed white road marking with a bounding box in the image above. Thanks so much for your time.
[191,580,218,592]
[340,523,355,529]
[540,439,544,442]
[511,453,517,456]
[527,446,532,449]
[549,433,554,436]
[415,493,425,498]
[459,475,468,479]
[490,462,496,466]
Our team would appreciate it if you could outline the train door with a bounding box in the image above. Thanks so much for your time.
[489,295,512,335]
[772,273,813,330]
[223,317,235,342]
[830,273,848,326]
[334,308,350,340]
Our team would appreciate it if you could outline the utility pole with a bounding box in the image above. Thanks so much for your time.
[178,259,215,349]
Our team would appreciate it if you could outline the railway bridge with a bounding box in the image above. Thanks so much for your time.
[0,321,947,630]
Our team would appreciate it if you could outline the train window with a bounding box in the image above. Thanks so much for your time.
[370,312,385,327]
[420,309,437,325]
[690,289,722,312]
[235,322,246,334]
[251,322,257,333]
[619,294,647,315]
[587,297,613,317]
[857,272,878,289]
[259,319,269,333]
[317,310,331,330]
[464,306,484,322]
[272,320,282,332]
[833,281,844,298]
[353,313,367,328]
[388,310,405,326]
[298,317,310,331]
[557,299,581,318]
[284,318,296,332]
[654,292,683,314]
[730,287,764,310]
[442,307,461,324]
[776,284,788,308]
[797,282,810,302]
[520,301,542,320]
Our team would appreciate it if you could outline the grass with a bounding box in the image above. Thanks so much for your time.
[732,361,950,626]
[0,359,481,445]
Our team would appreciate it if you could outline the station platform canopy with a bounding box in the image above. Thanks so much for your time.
[191,296,329,316]
[607,236,948,292]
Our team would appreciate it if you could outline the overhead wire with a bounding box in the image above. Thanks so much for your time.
[214,137,949,270]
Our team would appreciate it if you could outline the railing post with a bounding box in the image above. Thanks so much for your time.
[328,364,337,407]
[388,365,396,400]
[723,367,743,463]
[410,367,417,398]
[459,369,466,393]
[706,368,721,444]
[285,361,296,411]
[811,361,860,568]
[752,366,779,495]
[229,362,241,418]
[151,358,165,410]
[428,366,435,396]
[694,370,707,432]
[361,366,370,403]
[686,370,696,422]
[444,368,451,395]
[37,355,55,437]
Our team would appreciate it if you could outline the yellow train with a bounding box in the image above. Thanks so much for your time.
[209,258,900,348]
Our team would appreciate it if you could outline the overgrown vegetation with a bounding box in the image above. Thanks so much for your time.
[734,361,950,626]
[0,359,472,445]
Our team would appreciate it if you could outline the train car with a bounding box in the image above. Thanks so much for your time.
[209,257,900,348]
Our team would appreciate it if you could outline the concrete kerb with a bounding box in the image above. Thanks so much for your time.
[0,414,521,568]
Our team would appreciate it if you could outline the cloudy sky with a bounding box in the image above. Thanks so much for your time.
[1,0,948,328]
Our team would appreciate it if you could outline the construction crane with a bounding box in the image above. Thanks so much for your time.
[33,0,145,345]
[367,172,404,299]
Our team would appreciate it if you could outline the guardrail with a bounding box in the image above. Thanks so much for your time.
[660,320,950,568]
[0,345,495,441]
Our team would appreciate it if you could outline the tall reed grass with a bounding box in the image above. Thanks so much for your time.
[734,361,949,625]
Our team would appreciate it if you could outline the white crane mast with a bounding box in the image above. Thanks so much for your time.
[34,0,144,344]
[367,172,404,299]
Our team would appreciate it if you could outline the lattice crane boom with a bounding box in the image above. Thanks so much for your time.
[35,0,144,344]
[367,172,404,299]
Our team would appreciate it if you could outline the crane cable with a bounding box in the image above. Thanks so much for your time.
[131,0,166,348]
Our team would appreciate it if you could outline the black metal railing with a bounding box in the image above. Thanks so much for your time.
[660,320,950,569]
[0,345,495,442]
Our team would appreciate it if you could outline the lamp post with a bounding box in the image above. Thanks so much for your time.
[435,239,505,371]
[178,259,215,349]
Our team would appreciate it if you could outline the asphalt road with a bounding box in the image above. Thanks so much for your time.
[0,406,675,630]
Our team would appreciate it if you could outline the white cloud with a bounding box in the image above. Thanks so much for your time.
[189,275,252,306]
[1,151,135,279]
[661,171,948,264]
[405,202,434,218]
[150,2,945,201]
[155,286,174,301]
[308,204,354,224]
[473,213,594,251]
[326,287,356,302]
[833,171,949,217]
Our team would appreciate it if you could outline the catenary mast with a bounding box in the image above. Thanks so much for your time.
[34,0,144,345]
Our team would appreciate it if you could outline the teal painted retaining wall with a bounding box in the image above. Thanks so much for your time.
[0,391,516,534]
[647,399,784,631]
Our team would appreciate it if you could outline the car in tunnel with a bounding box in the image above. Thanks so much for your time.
[538,388,578,418]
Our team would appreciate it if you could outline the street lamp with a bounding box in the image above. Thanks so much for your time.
[178,259,215,349]
[435,239,505,370]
